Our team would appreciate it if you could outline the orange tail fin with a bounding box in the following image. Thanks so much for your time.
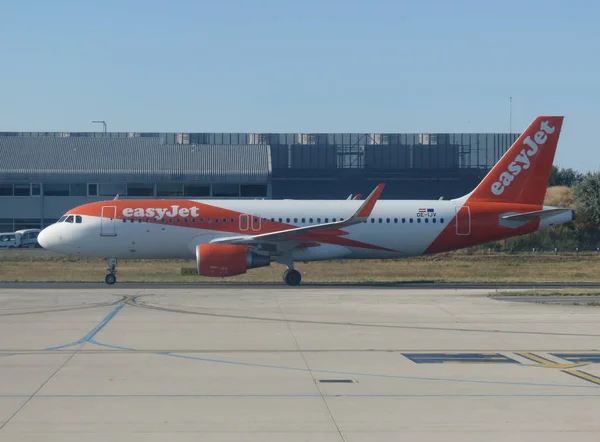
[467,116,564,205]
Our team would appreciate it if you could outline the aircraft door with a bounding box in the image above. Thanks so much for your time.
[101,206,117,236]
[239,214,249,231]
[251,215,261,232]
[455,206,471,236]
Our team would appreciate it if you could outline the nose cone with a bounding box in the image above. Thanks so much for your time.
[37,225,58,250]
[37,227,50,249]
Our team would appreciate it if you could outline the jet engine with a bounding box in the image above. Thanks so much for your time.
[196,244,270,277]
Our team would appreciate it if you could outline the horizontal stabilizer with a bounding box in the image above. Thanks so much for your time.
[501,208,571,222]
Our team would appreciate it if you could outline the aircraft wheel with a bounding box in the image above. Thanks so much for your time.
[284,269,302,286]
[105,274,117,285]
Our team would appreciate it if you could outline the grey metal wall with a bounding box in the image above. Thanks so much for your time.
[0,138,270,183]
[0,137,272,229]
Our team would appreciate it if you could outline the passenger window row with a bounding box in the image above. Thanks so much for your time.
[123,217,238,224]
[120,216,444,225]
[368,217,445,224]
[270,217,340,224]
[122,217,328,224]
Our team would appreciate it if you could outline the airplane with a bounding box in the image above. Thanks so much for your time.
[37,116,574,286]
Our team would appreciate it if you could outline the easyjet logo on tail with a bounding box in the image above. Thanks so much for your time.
[490,120,556,196]
[122,205,200,220]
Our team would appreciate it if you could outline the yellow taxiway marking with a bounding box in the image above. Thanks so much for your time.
[562,370,600,386]
[517,352,590,369]
[123,296,137,306]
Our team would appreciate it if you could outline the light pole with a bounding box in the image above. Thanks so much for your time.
[509,97,512,133]
[92,120,107,133]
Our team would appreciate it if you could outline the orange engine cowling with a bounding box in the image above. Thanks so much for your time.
[196,244,270,277]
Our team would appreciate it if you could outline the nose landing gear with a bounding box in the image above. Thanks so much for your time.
[105,258,117,285]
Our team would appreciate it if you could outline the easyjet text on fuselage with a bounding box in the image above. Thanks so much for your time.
[122,205,200,220]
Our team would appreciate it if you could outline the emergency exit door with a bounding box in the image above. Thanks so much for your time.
[251,215,261,232]
[455,206,471,236]
[239,214,249,231]
[239,214,261,232]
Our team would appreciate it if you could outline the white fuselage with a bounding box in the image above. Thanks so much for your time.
[39,196,574,263]
[42,199,458,260]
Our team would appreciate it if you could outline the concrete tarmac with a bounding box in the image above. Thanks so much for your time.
[1,286,600,441]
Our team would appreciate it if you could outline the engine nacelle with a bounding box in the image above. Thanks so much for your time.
[196,244,270,277]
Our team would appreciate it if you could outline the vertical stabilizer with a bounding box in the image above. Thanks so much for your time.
[466,116,564,205]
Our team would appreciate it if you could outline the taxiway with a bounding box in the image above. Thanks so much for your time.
[1,285,600,441]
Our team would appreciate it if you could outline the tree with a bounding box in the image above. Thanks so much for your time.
[549,165,558,187]
[573,172,600,229]
[548,166,584,187]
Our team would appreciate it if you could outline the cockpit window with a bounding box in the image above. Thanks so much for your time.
[75,215,82,224]
[58,216,67,223]
[65,215,74,223]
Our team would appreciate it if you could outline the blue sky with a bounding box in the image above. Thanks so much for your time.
[2,0,599,171]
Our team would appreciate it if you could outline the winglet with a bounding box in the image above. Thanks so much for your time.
[356,184,385,219]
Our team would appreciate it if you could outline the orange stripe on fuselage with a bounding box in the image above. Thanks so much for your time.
[67,200,394,252]
[289,233,396,252]
[67,200,295,234]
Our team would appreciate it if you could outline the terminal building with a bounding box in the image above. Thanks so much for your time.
[0,130,518,232]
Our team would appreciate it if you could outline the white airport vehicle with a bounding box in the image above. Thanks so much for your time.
[0,233,19,248]
[15,229,41,248]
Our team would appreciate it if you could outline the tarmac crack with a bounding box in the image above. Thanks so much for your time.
[0,345,81,432]
[276,300,347,442]
[0,300,120,317]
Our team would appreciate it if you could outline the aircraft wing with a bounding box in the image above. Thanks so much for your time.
[211,184,385,246]
[501,208,571,222]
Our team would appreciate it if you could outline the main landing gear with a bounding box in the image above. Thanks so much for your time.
[282,268,302,286]
[277,253,302,286]
[105,258,117,285]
